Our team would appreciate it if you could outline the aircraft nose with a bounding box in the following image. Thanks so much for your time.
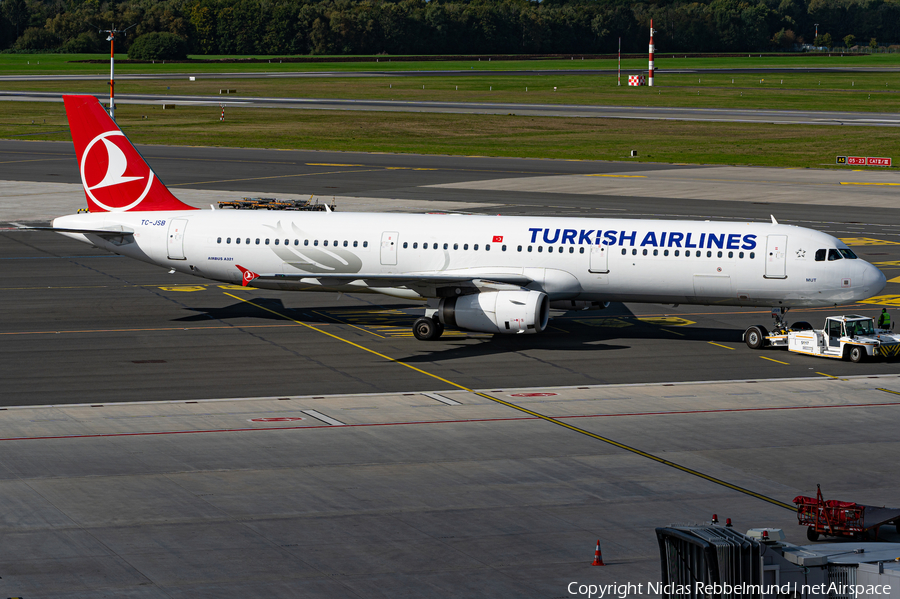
[861,261,887,297]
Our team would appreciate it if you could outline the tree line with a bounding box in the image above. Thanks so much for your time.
[1,0,897,56]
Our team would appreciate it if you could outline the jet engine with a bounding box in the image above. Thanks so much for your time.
[438,290,549,334]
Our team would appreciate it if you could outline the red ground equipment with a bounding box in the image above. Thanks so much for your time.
[794,484,900,542]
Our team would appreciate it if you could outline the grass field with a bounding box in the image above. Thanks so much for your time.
[3,72,899,114]
[2,101,895,170]
[1,52,899,75]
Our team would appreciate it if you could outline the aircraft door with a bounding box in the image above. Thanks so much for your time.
[589,245,609,273]
[380,231,398,266]
[765,235,787,279]
[167,218,188,260]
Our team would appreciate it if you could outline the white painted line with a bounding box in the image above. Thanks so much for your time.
[300,410,345,426]
[422,392,461,406]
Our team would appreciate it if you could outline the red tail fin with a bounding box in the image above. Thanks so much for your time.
[64,95,197,213]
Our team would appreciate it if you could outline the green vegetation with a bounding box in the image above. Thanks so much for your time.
[4,71,899,114]
[2,0,898,57]
[1,102,894,170]
[1,52,899,76]
[127,33,188,61]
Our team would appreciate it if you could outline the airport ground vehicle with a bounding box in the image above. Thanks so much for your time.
[795,485,900,541]
[744,313,900,362]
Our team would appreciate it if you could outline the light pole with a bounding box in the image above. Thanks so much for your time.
[814,23,819,44]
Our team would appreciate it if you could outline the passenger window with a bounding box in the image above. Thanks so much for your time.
[314,240,318,246]
[696,251,701,257]
[728,251,733,258]
[413,242,418,249]
[423,243,428,250]
[443,243,448,250]
[293,240,298,246]
[828,249,842,261]
[323,240,328,247]
[285,239,289,245]
[653,249,658,256]
[707,251,712,257]
[246,238,250,244]
[663,250,669,256]
[739,252,744,258]
[621,248,626,255]
[353,241,358,247]
[274,239,278,245]
[226,237,231,244]
[538,246,543,253]
[674,250,680,257]
[503,245,508,251]
[518,245,522,252]
[839,248,857,259]
[580,247,585,254]
[631,249,636,255]
[717,251,723,258]
[815,249,826,261]
[485,244,490,251]
[750,252,755,259]
[570,247,575,254]
[433,243,437,250]
[403,242,408,249]
[217,237,221,244]
[474,244,479,250]
[363,241,368,248]
[256,239,260,245]
[343,241,348,247]
[265,239,270,245]
[304,239,309,246]
[464,244,468,250]
[237,238,242,244]
[333,240,337,246]
[454,243,459,250]
[642,249,647,256]
[528,246,533,252]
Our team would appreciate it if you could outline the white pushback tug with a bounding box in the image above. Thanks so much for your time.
[745,312,900,362]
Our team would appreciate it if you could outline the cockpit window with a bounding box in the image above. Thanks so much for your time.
[827,249,843,261]
[815,249,826,261]
[838,248,858,259]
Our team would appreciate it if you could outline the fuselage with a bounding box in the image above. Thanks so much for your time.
[53,210,886,308]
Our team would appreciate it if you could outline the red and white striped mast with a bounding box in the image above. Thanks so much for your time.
[648,19,655,87]
[96,23,135,121]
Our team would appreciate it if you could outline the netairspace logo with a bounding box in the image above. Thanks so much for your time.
[567,582,892,598]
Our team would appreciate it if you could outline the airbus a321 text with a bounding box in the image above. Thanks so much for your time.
[27,95,887,343]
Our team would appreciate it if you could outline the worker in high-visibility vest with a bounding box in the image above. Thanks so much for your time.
[879,308,892,330]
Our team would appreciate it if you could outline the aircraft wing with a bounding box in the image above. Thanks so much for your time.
[18,225,134,239]
[237,266,533,291]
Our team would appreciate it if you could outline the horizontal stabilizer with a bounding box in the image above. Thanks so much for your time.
[19,225,134,238]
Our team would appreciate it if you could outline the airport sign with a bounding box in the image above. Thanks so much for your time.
[836,156,892,167]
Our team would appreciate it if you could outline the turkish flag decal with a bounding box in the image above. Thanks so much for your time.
[492,235,503,243]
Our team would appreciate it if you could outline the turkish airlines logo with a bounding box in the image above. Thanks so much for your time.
[80,131,154,211]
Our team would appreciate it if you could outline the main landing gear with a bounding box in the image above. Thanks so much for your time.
[413,316,444,341]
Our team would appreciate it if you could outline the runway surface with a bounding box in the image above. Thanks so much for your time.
[2,66,899,82]
[2,141,900,596]
[3,90,897,126]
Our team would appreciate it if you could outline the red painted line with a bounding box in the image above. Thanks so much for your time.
[1,400,897,442]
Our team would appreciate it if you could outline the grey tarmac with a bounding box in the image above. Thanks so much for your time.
[1,142,899,597]
[2,90,899,126]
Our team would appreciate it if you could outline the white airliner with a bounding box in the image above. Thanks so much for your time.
[36,95,886,341]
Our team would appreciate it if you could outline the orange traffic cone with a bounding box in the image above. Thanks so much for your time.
[592,539,605,566]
